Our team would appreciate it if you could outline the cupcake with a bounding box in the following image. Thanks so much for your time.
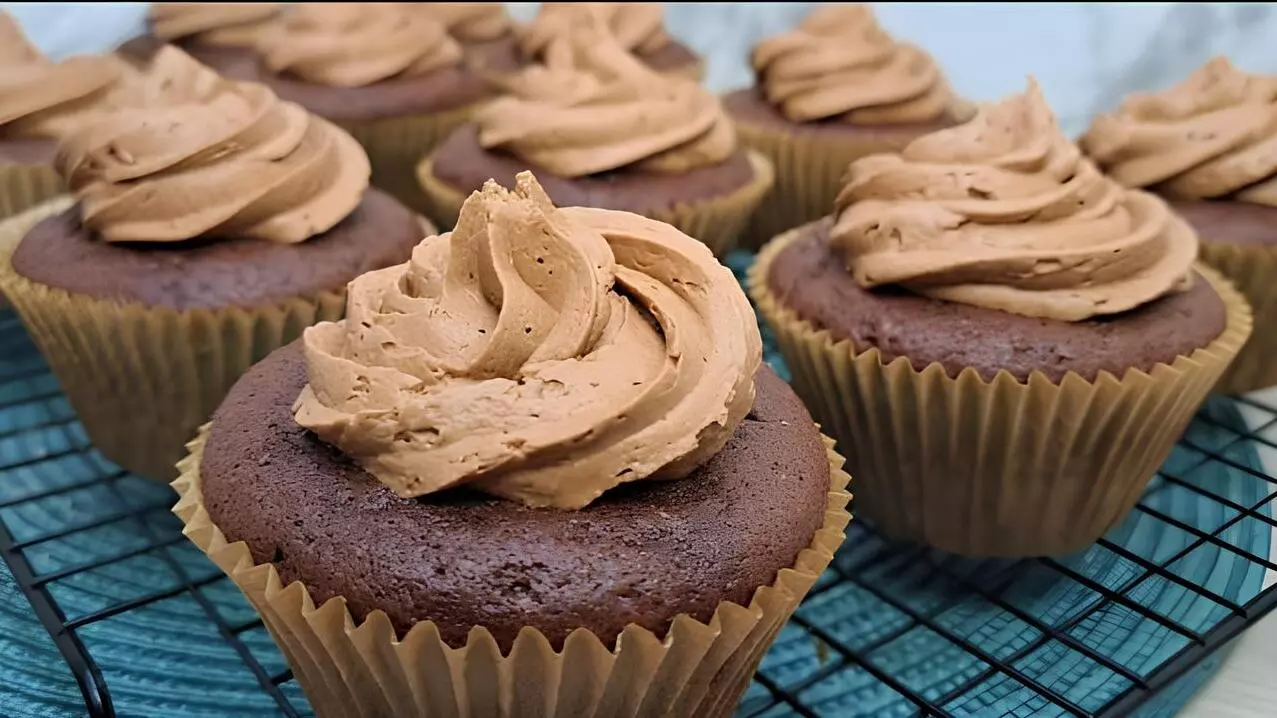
[174,170,851,716]
[0,48,431,481]
[253,3,494,211]
[408,2,526,76]
[723,4,972,250]
[1081,58,1277,395]
[518,3,704,81]
[119,3,282,81]
[417,28,774,257]
[750,80,1250,557]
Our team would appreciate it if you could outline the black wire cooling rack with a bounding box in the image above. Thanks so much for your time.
[0,286,1275,717]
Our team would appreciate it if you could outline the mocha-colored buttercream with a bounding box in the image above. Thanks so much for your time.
[411,2,510,43]
[150,3,282,48]
[257,3,462,88]
[519,3,669,60]
[832,80,1198,322]
[752,4,952,124]
[294,171,762,509]
[477,27,734,177]
[0,13,125,140]
[1081,57,1277,207]
[56,48,369,244]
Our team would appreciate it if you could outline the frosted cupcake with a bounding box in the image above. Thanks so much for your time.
[751,81,1249,557]
[119,3,282,81]
[518,3,703,81]
[175,171,850,716]
[0,49,429,480]
[1082,57,1277,394]
[724,4,971,249]
[409,2,525,76]
[417,29,773,256]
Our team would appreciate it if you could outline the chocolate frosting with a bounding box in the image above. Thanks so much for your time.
[410,2,511,43]
[832,80,1198,322]
[752,4,952,124]
[1081,57,1277,207]
[477,25,735,177]
[0,13,126,140]
[519,3,670,60]
[56,48,370,244]
[257,3,463,88]
[149,3,282,48]
[294,171,762,509]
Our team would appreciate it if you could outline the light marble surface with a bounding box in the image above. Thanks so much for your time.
[2,2,1275,716]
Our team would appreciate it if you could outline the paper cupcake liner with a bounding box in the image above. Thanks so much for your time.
[172,423,851,718]
[1197,240,1277,395]
[415,149,775,257]
[728,117,938,252]
[337,103,483,217]
[749,225,1252,557]
[0,198,347,481]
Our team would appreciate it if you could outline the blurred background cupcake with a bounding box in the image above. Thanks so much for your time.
[1082,57,1277,396]
[0,49,429,481]
[176,171,850,716]
[518,2,704,81]
[724,4,972,250]
[751,80,1250,557]
[417,26,772,256]
[409,2,526,77]
[254,3,497,212]
[118,3,282,81]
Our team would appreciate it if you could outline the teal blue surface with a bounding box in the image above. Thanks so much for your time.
[0,252,1269,717]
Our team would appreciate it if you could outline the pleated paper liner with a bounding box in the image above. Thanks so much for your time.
[337,102,483,217]
[750,224,1252,558]
[414,149,775,258]
[1198,240,1277,395]
[173,425,852,718]
[0,198,347,481]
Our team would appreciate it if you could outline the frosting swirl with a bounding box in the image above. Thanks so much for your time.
[477,27,735,177]
[150,3,282,48]
[830,80,1198,322]
[411,2,510,43]
[0,13,126,140]
[1081,57,1277,207]
[56,48,369,244]
[294,171,761,509]
[519,3,669,60]
[752,4,952,124]
[258,3,462,88]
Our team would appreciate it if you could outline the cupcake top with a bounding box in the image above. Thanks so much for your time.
[56,47,369,244]
[519,3,671,61]
[1081,57,1277,207]
[0,13,128,141]
[752,4,952,124]
[294,171,761,509]
[477,29,735,177]
[410,2,511,43]
[257,3,463,88]
[149,3,283,49]
[830,80,1198,322]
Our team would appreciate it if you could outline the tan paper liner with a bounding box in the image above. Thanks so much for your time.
[1197,240,1277,395]
[727,99,979,252]
[172,423,851,718]
[750,225,1253,557]
[0,197,347,481]
[414,149,775,258]
[337,102,483,217]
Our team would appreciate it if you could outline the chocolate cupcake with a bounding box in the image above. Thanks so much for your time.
[253,3,496,211]
[408,2,526,77]
[0,49,430,481]
[417,29,773,256]
[174,171,850,716]
[750,81,1250,557]
[119,3,282,81]
[1082,58,1277,394]
[724,4,973,250]
[518,3,704,82]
